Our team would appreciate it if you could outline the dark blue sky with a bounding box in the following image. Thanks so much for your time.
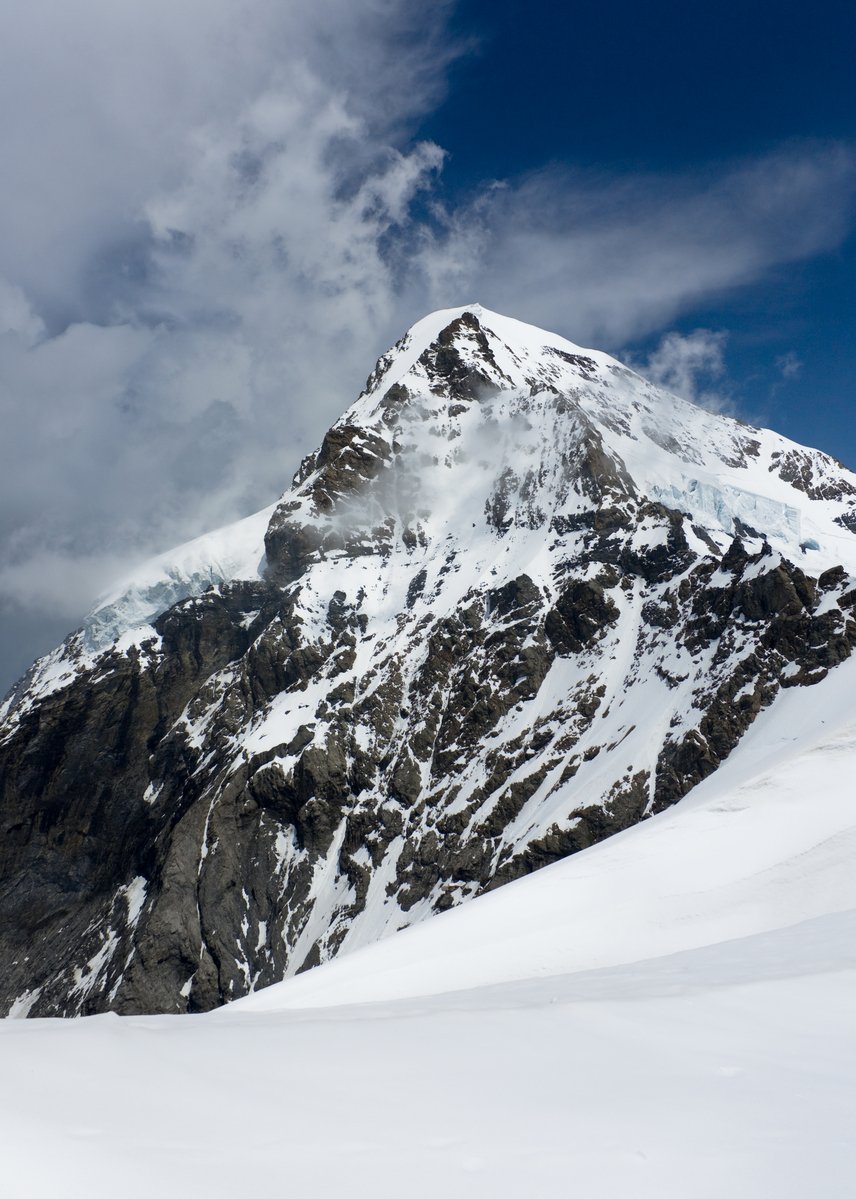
[420,0,856,466]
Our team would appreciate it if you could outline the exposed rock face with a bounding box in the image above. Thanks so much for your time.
[2,304,856,1017]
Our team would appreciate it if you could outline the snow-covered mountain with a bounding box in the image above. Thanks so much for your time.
[2,304,856,1017]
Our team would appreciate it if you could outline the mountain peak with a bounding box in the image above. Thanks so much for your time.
[3,306,856,1017]
[264,304,856,595]
[356,304,615,419]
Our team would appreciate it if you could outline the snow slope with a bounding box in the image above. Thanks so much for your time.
[2,651,854,1199]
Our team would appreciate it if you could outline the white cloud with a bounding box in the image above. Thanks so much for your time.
[0,550,139,622]
[638,329,731,413]
[0,0,458,323]
[0,280,45,346]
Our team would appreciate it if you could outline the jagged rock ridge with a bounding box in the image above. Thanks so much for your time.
[2,304,856,1016]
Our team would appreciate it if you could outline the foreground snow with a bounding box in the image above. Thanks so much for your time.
[1,919,852,1199]
[2,659,855,1197]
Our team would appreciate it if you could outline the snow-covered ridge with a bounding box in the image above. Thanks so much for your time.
[330,304,856,575]
[83,503,274,653]
[354,303,618,417]
[0,504,273,725]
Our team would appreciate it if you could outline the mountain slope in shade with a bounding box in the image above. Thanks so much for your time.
[2,657,854,1198]
[2,304,856,1016]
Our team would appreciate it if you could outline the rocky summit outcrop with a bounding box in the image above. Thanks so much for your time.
[3,304,856,1017]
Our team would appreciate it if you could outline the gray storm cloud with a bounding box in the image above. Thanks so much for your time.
[0,0,854,690]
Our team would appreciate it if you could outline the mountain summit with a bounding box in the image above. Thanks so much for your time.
[3,305,856,1016]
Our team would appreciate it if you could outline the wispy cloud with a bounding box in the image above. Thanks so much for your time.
[636,329,731,413]
[776,351,803,379]
[444,145,856,347]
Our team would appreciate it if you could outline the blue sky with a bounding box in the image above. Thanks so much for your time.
[422,0,856,464]
[429,2,856,171]
[0,0,854,689]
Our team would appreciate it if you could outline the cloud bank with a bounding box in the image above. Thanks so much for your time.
[0,0,854,688]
